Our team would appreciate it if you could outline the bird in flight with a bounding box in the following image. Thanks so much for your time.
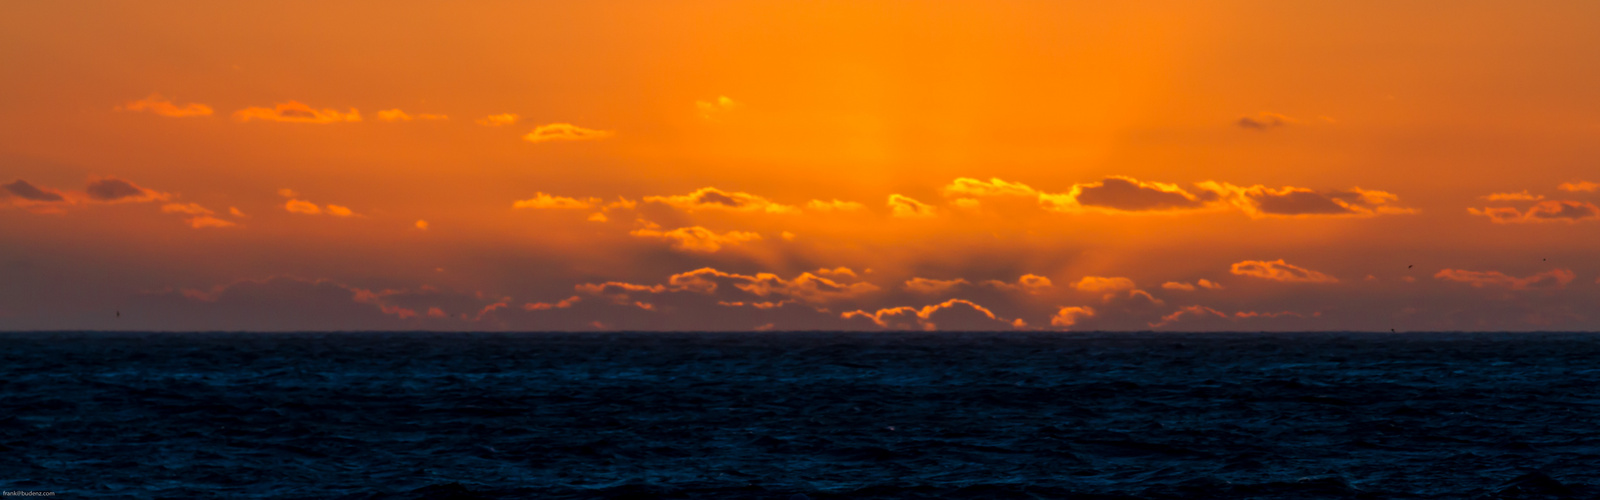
[1407,264,1413,269]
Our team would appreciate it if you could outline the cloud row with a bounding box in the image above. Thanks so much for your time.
[949,176,1412,218]
[118,95,610,144]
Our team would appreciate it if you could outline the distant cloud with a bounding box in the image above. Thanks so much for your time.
[376,109,447,122]
[184,216,237,229]
[415,220,429,230]
[524,295,581,311]
[1470,200,1600,223]
[234,101,361,123]
[806,199,866,212]
[646,187,798,214]
[523,123,614,143]
[1071,276,1136,293]
[1039,176,1212,214]
[1050,306,1096,329]
[667,267,879,304]
[1230,259,1339,283]
[285,199,321,215]
[696,96,740,120]
[945,175,1409,218]
[842,299,1016,331]
[2,180,66,203]
[1161,281,1196,291]
[157,203,233,230]
[1435,268,1575,290]
[1199,182,1411,218]
[86,177,167,203]
[629,223,761,253]
[512,192,601,210]
[1481,191,1544,201]
[278,190,357,217]
[903,277,969,294]
[887,194,936,218]
[1237,112,1294,130]
[983,274,1054,294]
[942,177,1039,198]
[1149,305,1230,328]
[1558,181,1599,193]
[116,94,213,118]
[476,113,519,126]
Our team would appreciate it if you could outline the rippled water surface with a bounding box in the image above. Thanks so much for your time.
[3,331,1599,498]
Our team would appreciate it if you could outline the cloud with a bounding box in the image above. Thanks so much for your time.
[376,109,447,122]
[904,278,969,294]
[512,192,601,210]
[1199,182,1410,217]
[1050,306,1096,329]
[1149,305,1229,328]
[1482,191,1544,201]
[161,202,236,228]
[229,207,247,217]
[815,267,859,279]
[983,274,1054,294]
[1161,279,1223,291]
[696,96,740,120]
[1231,259,1338,283]
[234,101,361,123]
[185,216,237,229]
[1040,176,1211,214]
[476,113,519,126]
[278,191,358,217]
[1237,112,1294,130]
[806,199,866,212]
[667,268,880,304]
[942,175,1409,218]
[887,194,936,218]
[523,295,582,310]
[577,268,879,308]
[285,199,321,215]
[645,187,799,214]
[841,299,1016,331]
[523,123,614,143]
[1071,276,1137,293]
[1470,200,1600,223]
[116,94,213,117]
[415,220,429,230]
[1434,268,1576,290]
[1558,181,1600,193]
[85,177,167,203]
[942,177,1039,198]
[629,224,761,252]
[2,180,66,203]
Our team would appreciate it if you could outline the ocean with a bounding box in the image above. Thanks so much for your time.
[2,331,1597,498]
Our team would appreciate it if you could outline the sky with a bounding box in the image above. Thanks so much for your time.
[4,1,1600,332]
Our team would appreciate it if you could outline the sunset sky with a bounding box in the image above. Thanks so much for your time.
[5,1,1600,331]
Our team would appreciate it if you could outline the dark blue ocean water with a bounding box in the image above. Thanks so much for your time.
[2,332,1598,499]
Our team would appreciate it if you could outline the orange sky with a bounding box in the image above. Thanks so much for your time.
[4,1,1600,331]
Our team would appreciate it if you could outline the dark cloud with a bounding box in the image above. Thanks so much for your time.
[1073,177,1206,211]
[85,178,153,202]
[1529,200,1600,221]
[1237,112,1292,130]
[1252,189,1356,215]
[1470,200,1600,223]
[2,180,65,202]
[1200,183,1409,218]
